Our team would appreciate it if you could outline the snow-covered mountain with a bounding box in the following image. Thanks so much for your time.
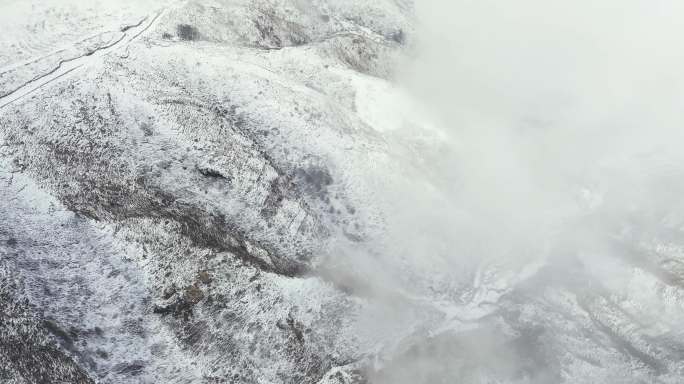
[2,1,684,383]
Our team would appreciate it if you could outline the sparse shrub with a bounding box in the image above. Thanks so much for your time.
[176,24,200,41]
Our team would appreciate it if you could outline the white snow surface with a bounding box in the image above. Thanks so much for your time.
[1,1,684,384]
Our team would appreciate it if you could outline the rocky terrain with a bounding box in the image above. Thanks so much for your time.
[2,1,684,383]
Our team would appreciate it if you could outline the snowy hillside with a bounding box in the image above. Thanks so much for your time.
[2,1,684,383]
